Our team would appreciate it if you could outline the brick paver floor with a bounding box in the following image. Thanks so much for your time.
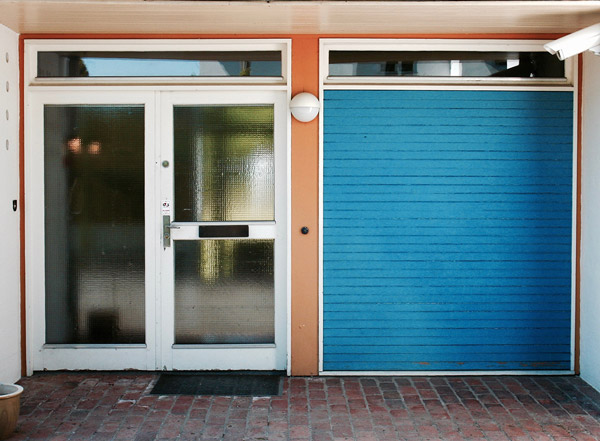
[10,373,600,440]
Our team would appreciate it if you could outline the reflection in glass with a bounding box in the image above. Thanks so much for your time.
[329,51,565,78]
[44,105,145,344]
[174,105,274,222]
[174,240,275,344]
[37,51,282,77]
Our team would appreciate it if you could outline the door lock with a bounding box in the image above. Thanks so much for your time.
[162,215,180,247]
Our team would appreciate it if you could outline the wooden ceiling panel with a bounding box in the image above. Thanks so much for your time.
[1,1,600,35]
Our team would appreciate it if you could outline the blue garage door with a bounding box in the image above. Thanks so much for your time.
[322,90,573,371]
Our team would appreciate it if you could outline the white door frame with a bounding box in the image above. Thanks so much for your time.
[158,90,288,371]
[25,88,290,373]
[26,89,158,371]
[25,39,292,375]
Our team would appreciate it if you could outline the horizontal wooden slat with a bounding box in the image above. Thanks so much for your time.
[325,218,571,227]
[324,263,570,274]
[323,361,567,371]
[325,337,571,346]
[324,345,571,355]
[324,319,570,329]
[324,327,568,338]
[328,134,574,145]
[325,195,571,202]
[324,90,573,102]
[325,310,570,320]
[325,150,573,161]
[324,353,570,363]
[326,119,573,131]
[325,108,574,119]
[323,89,573,372]
[324,286,570,295]
[324,302,571,312]
[326,175,572,186]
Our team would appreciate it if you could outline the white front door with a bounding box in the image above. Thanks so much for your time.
[158,91,288,371]
[28,89,287,371]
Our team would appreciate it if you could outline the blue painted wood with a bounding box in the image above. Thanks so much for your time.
[324,353,570,363]
[324,327,568,337]
[324,345,570,355]
[328,134,574,145]
[324,302,571,312]
[324,319,571,330]
[326,108,574,118]
[324,286,570,295]
[322,89,573,371]
[324,361,568,370]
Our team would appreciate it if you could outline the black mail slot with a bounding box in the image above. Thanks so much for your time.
[198,225,249,238]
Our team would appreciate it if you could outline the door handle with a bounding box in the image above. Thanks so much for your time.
[162,215,180,247]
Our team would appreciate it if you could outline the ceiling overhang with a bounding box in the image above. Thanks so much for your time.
[1,1,600,36]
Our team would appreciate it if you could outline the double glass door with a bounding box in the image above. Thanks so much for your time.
[29,90,287,371]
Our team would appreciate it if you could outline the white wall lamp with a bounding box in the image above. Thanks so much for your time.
[290,92,320,122]
[544,23,600,60]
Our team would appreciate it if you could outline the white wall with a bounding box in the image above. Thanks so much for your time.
[0,23,20,384]
[581,52,600,392]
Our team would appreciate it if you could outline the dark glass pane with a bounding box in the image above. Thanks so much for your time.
[174,240,275,344]
[38,51,281,77]
[44,105,145,344]
[173,105,275,222]
[329,51,565,78]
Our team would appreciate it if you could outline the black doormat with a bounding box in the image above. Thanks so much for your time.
[150,372,284,396]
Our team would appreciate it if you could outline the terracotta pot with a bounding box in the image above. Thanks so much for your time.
[0,384,23,440]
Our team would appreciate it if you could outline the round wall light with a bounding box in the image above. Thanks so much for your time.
[290,92,320,122]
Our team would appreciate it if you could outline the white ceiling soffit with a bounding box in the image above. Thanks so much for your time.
[0,1,600,35]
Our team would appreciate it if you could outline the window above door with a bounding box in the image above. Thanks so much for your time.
[321,39,575,87]
[26,40,290,86]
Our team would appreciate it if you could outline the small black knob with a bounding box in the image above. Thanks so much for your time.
[301,226,309,235]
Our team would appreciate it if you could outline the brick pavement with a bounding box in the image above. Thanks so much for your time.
[10,374,600,440]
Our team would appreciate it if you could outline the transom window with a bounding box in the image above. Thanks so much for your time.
[329,51,564,79]
[37,51,281,78]
[26,40,289,85]
[321,39,573,86]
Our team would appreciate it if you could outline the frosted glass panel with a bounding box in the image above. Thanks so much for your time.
[174,240,274,344]
[173,105,274,222]
[44,105,145,344]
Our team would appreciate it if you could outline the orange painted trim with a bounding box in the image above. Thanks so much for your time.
[575,54,583,375]
[290,36,320,376]
[20,33,565,40]
[19,35,26,377]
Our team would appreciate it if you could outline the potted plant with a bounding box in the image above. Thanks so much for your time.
[0,384,23,440]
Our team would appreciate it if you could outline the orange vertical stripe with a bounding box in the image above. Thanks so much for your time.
[290,36,320,376]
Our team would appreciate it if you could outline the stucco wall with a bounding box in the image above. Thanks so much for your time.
[0,23,20,383]
[580,52,600,392]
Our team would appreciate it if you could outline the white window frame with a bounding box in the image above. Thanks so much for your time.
[318,38,577,376]
[321,38,575,87]
[26,39,289,86]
